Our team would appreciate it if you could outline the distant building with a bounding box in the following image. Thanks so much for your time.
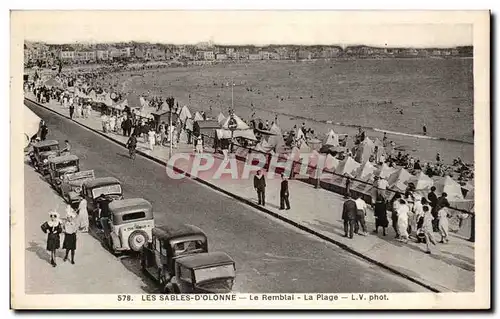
[451,49,460,56]
[96,50,110,61]
[297,50,312,60]
[269,52,280,60]
[404,48,418,56]
[60,50,75,61]
[74,50,95,63]
[203,51,215,60]
[150,48,166,60]
[321,47,341,58]
[134,47,145,59]
[216,53,228,60]
[259,51,271,60]
[248,54,261,60]
[432,50,442,56]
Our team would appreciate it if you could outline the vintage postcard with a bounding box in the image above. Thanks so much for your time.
[10,10,490,309]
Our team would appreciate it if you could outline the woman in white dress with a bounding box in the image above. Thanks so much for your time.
[396,199,410,242]
[109,115,116,133]
[147,128,156,150]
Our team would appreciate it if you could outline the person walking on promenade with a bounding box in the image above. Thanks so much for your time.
[397,199,410,243]
[195,136,204,154]
[41,211,63,267]
[391,193,402,238]
[76,197,89,233]
[279,174,291,210]
[254,170,266,206]
[69,103,75,119]
[427,186,439,231]
[434,192,450,232]
[40,121,49,141]
[344,174,351,199]
[422,205,437,254]
[62,209,78,264]
[373,194,388,236]
[438,207,450,243]
[354,194,368,235]
[147,128,156,151]
[122,116,132,137]
[342,196,357,239]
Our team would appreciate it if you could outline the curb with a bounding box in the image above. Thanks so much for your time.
[26,97,442,293]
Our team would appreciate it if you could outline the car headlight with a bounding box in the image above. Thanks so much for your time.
[43,159,48,164]
[74,187,81,193]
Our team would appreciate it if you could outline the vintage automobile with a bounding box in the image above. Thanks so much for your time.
[81,177,123,222]
[29,140,60,174]
[100,198,155,254]
[59,170,95,206]
[47,154,80,188]
[141,224,236,293]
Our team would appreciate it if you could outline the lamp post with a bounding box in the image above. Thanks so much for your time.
[228,113,237,153]
[166,96,175,159]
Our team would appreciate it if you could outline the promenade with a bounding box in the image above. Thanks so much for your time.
[26,93,475,292]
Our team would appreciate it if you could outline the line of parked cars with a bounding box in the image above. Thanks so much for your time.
[28,139,236,294]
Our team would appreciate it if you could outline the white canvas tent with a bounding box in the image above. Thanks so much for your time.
[179,105,192,123]
[356,161,377,181]
[194,111,204,122]
[220,113,256,140]
[434,176,464,200]
[387,167,412,187]
[324,129,340,147]
[375,163,396,179]
[217,112,226,125]
[335,156,361,176]
[407,171,434,190]
[354,138,375,164]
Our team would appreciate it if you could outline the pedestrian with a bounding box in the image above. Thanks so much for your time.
[279,174,290,210]
[195,136,204,154]
[427,186,439,231]
[148,128,156,151]
[391,193,402,238]
[438,207,450,243]
[76,197,89,232]
[40,122,49,141]
[61,140,71,155]
[253,170,266,206]
[354,194,368,235]
[342,195,357,239]
[422,205,437,254]
[122,116,132,137]
[40,211,63,267]
[434,192,450,232]
[62,208,78,264]
[69,104,75,119]
[397,199,410,242]
[373,194,389,236]
[344,174,351,198]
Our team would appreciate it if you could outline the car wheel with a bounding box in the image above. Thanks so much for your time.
[128,230,149,252]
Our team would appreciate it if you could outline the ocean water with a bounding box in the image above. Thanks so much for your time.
[123,58,474,144]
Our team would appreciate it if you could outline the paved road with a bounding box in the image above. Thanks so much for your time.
[26,99,428,293]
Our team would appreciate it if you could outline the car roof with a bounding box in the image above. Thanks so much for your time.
[153,224,206,240]
[48,154,79,164]
[177,252,234,269]
[108,198,152,213]
[34,140,59,147]
[84,177,121,188]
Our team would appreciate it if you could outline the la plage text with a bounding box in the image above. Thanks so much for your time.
[140,294,389,302]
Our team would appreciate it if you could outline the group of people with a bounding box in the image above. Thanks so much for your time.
[253,170,291,211]
[343,182,452,254]
[40,204,87,267]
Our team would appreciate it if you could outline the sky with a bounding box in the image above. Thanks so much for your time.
[15,11,474,48]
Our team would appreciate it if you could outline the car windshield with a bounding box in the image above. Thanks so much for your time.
[55,160,78,169]
[38,145,59,152]
[172,240,204,256]
[92,184,122,198]
[194,264,235,283]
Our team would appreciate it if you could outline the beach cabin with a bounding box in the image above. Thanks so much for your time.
[193,120,220,141]
[151,110,178,130]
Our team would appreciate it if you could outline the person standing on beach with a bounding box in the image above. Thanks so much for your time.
[396,199,410,243]
[147,128,156,151]
[342,196,357,239]
[373,194,388,236]
[422,205,437,254]
[391,194,402,238]
[69,103,75,119]
[253,170,266,206]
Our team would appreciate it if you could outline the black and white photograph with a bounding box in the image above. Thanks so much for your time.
[10,10,490,309]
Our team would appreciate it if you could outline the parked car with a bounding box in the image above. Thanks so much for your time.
[60,170,95,205]
[141,225,235,293]
[100,198,154,254]
[47,154,80,189]
[29,140,60,174]
[81,177,123,223]
[141,224,235,293]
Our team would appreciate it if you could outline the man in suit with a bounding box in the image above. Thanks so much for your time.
[279,174,290,210]
[342,196,358,239]
[253,170,266,206]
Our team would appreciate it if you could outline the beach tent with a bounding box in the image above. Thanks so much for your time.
[179,105,192,123]
[335,156,361,176]
[355,161,377,181]
[387,167,412,187]
[125,93,142,109]
[298,140,311,153]
[220,113,256,140]
[324,129,340,147]
[407,171,434,190]
[254,138,273,153]
[217,113,226,125]
[139,97,148,110]
[24,106,41,147]
[354,138,375,164]
[44,77,63,88]
[434,176,464,200]
[375,163,396,179]
[308,138,323,152]
[465,186,474,200]
[324,154,340,171]
[194,112,204,122]
[268,123,286,152]
[373,138,384,149]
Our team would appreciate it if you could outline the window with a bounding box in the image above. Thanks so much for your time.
[91,184,122,198]
[160,244,168,257]
[155,238,161,252]
[122,211,146,221]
